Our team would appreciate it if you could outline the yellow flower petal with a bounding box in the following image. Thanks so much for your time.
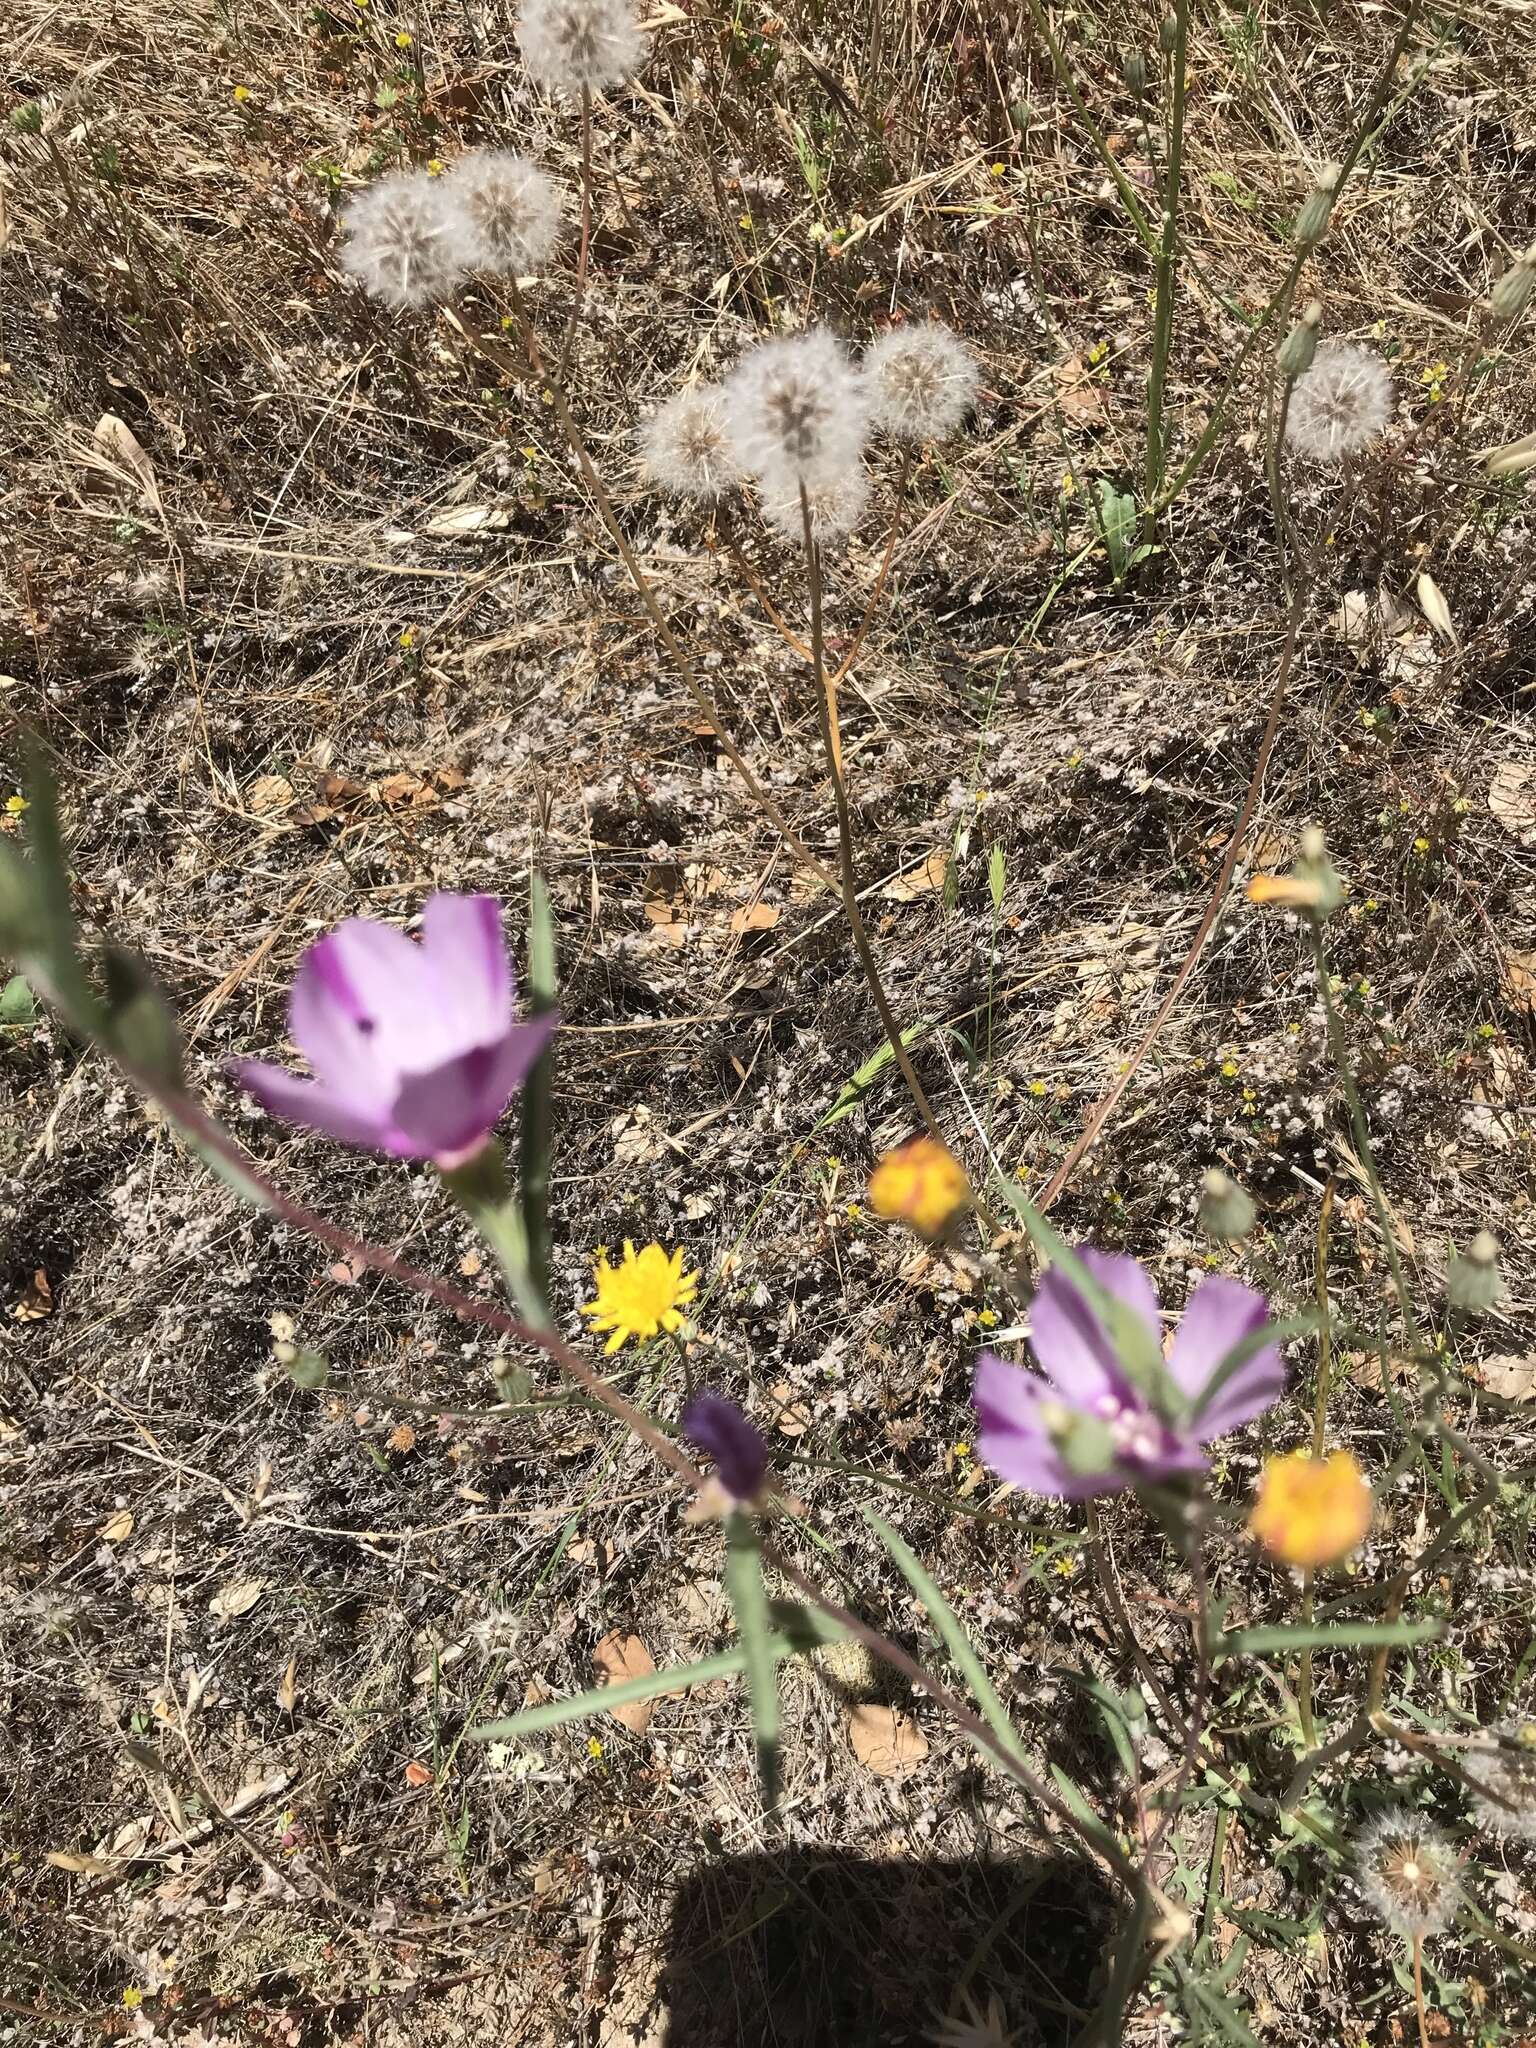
[1249,1450,1372,1569]
[581,1241,698,1352]
[867,1136,970,1238]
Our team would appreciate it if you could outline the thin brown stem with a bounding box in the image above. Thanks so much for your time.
[828,447,915,687]
[800,482,940,1139]
[713,504,811,657]
[556,84,594,382]
[1412,1934,1430,2048]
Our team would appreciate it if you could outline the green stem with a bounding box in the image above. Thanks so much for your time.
[1142,0,1189,527]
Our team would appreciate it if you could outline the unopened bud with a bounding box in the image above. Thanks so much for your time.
[10,100,43,136]
[1293,165,1341,249]
[1277,300,1323,381]
[1121,49,1149,98]
[1447,1231,1502,1314]
[1489,244,1536,325]
[1200,1169,1256,1242]
[1158,13,1178,53]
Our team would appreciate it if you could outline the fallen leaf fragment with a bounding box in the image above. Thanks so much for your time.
[882,850,950,901]
[100,1509,134,1543]
[92,412,162,511]
[12,1268,53,1321]
[1476,1355,1536,1402]
[1490,761,1536,848]
[846,1702,928,1776]
[47,1850,118,1876]
[593,1630,668,1734]
[729,901,781,933]
[209,1577,268,1621]
[404,1760,435,1787]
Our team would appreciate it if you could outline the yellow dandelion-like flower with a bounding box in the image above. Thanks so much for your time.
[867,1135,971,1238]
[1249,1449,1372,1569]
[581,1240,698,1353]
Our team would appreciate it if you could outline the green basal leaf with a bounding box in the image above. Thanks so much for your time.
[725,1508,781,1815]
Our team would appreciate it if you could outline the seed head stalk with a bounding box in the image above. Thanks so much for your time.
[798,482,940,1141]
[1141,0,1189,540]
[556,82,594,381]
[452,290,835,888]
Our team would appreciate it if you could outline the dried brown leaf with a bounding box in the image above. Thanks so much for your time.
[593,1630,668,1734]
[846,1702,928,1775]
[1489,762,1536,848]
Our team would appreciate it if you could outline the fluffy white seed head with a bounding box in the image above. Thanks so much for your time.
[1355,1811,1462,1941]
[863,321,979,442]
[1471,1721,1536,1842]
[517,0,645,94]
[759,462,871,547]
[1285,341,1394,463]
[444,151,564,275]
[337,172,467,308]
[640,386,743,503]
[723,328,870,488]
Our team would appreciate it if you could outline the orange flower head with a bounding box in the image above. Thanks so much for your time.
[1249,1448,1372,1568]
[868,1137,971,1238]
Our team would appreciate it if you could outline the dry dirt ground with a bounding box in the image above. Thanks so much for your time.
[4,1,1536,2043]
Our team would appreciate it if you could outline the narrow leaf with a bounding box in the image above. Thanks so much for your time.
[467,1643,756,1742]
[860,1505,1022,1764]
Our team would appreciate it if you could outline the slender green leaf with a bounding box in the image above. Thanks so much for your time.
[860,1505,1021,1762]
[1048,1762,1126,1862]
[467,1643,759,1742]
[725,1510,780,1813]
[1216,1618,1441,1662]
[102,946,183,1086]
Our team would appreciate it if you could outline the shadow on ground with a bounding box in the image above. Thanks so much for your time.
[659,1848,1116,2046]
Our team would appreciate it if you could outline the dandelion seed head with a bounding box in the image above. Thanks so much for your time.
[517,0,645,94]
[758,461,871,546]
[1355,1810,1461,1940]
[723,327,870,488]
[1471,1721,1536,1842]
[1285,341,1394,463]
[640,385,743,503]
[864,321,979,442]
[444,150,564,275]
[337,171,466,308]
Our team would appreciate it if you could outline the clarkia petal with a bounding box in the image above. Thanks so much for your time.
[233,1059,393,1150]
[1028,1249,1158,1406]
[289,950,396,1108]
[419,893,514,1048]
[1172,1276,1286,1436]
[973,1352,1128,1501]
[300,917,448,1068]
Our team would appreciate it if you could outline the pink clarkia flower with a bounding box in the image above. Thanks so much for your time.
[234,894,555,1166]
[974,1250,1284,1499]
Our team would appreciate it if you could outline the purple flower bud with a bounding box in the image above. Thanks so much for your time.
[233,893,556,1166]
[681,1392,768,1503]
[974,1249,1285,1499]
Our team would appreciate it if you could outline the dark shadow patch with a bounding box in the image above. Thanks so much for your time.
[660,1848,1116,2047]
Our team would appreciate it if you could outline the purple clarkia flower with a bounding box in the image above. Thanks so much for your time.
[234,893,556,1166]
[974,1250,1284,1499]
[682,1392,769,1504]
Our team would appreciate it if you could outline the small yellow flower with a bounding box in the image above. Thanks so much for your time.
[587,1736,604,1758]
[1221,1059,1240,1079]
[976,1308,998,1329]
[232,84,251,102]
[989,161,1006,178]
[1028,1078,1047,1098]
[952,1440,971,1459]
[5,794,28,815]
[867,1136,971,1238]
[582,1241,698,1353]
[1414,836,1431,855]
[1249,1449,1372,1568]
[123,1989,145,2011]
[395,29,414,46]
[1052,1553,1078,1578]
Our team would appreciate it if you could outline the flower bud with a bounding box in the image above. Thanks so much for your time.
[1447,1230,1502,1314]
[1490,244,1536,324]
[1158,13,1178,53]
[11,100,44,135]
[1121,49,1149,98]
[868,1135,971,1238]
[1293,165,1341,249]
[1199,1169,1257,1242]
[1277,300,1323,382]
